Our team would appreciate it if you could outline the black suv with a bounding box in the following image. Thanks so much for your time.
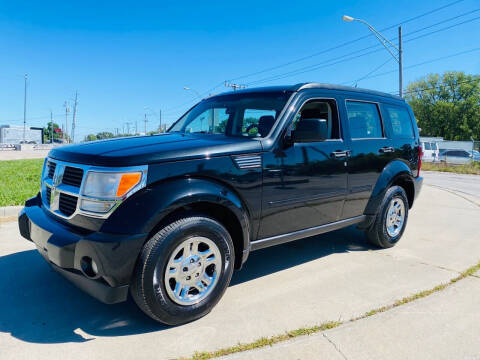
[19,83,423,325]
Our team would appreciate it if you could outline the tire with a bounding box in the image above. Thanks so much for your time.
[365,186,409,249]
[130,216,235,325]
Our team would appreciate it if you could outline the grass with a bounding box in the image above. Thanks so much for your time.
[182,260,480,360]
[0,159,44,207]
[422,161,480,175]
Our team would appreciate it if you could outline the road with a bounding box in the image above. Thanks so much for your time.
[423,170,480,204]
[0,149,50,161]
[0,174,479,359]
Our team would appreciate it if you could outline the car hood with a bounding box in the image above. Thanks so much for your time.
[48,133,263,167]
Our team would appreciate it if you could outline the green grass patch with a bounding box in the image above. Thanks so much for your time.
[422,161,480,175]
[0,159,44,207]
[181,260,480,360]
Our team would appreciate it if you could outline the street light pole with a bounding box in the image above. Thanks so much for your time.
[342,15,403,97]
[398,26,403,98]
[23,74,27,143]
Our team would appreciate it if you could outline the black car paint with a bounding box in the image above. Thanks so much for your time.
[19,83,423,304]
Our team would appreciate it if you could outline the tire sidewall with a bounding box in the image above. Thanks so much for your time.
[139,217,234,325]
[378,186,409,247]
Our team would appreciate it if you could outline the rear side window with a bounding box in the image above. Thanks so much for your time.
[346,101,383,139]
[384,105,414,138]
[423,142,432,150]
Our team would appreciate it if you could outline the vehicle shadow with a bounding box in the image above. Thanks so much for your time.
[231,225,373,285]
[0,225,373,344]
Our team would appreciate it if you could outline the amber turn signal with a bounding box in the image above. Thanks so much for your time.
[116,172,142,197]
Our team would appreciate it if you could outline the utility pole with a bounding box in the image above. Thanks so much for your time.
[71,91,78,143]
[50,110,53,143]
[135,120,138,134]
[159,109,162,132]
[224,81,246,91]
[144,113,148,134]
[64,102,70,143]
[398,26,403,98]
[126,122,131,135]
[23,74,27,143]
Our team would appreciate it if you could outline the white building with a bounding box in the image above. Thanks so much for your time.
[0,125,43,144]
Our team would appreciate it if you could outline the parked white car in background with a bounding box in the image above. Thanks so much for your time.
[421,141,440,162]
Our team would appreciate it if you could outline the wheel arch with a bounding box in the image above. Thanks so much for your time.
[141,177,251,270]
[364,160,416,215]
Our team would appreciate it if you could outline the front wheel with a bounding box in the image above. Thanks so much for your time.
[130,216,234,325]
[365,186,409,249]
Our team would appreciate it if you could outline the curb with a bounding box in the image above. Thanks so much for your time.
[0,205,22,219]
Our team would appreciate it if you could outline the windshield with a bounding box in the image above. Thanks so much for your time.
[169,91,292,137]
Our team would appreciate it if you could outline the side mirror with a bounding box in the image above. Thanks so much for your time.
[292,119,328,142]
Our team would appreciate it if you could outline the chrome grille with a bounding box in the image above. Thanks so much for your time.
[45,187,52,204]
[62,166,84,187]
[42,159,86,219]
[59,193,78,216]
[47,161,56,178]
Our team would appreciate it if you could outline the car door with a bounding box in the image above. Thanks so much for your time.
[258,94,349,239]
[340,97,394,219]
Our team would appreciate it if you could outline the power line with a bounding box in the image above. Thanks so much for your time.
[160,2,473,116]
[226,0,467,82]
[244,14,480,86]
[347,47,480,88]
[346,57,394,87]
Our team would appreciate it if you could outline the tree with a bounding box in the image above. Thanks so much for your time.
[84,134,98,142]
[96,131,114,140]
[43,122,61,142]
[405,71,480,140]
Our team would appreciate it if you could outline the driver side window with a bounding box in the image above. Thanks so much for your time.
[292,99,341,139]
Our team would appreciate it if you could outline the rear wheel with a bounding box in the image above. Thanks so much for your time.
[130,216,234,325]
[365,186,409,248]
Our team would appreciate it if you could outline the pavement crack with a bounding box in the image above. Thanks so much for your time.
[323,333,348,360]
[368,250,460,275]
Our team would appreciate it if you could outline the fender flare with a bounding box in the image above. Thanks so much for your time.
[363,160,414,216]
[102,177,251,264]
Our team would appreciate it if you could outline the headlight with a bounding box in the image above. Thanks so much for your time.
[80,168,147,214]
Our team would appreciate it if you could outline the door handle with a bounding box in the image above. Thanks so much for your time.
[331,150,351,158]
[379,146,395,153]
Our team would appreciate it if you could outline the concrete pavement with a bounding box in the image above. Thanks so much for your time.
[0,183,479,359]
[423,170,480,204]
[226,276,480,360]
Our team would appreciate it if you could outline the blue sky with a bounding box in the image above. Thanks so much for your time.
[0,0,479,140]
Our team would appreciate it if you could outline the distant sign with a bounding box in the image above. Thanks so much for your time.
[0,126,43,144]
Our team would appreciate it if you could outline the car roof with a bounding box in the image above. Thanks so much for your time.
[213,82,403,101]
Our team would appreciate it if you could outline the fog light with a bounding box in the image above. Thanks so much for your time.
[80,199,116,213]
[80,256,99,278]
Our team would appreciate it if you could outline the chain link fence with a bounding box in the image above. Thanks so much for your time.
[421,137,479,164]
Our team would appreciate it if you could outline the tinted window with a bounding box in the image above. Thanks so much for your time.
[423,142,432,150]
[346,101,383,139]
[384,105,414,138]
[242,109,276,137]
[184,108,229,134]
[292,99,341,139]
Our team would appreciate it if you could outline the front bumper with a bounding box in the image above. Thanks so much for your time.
[19,195,148,304]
